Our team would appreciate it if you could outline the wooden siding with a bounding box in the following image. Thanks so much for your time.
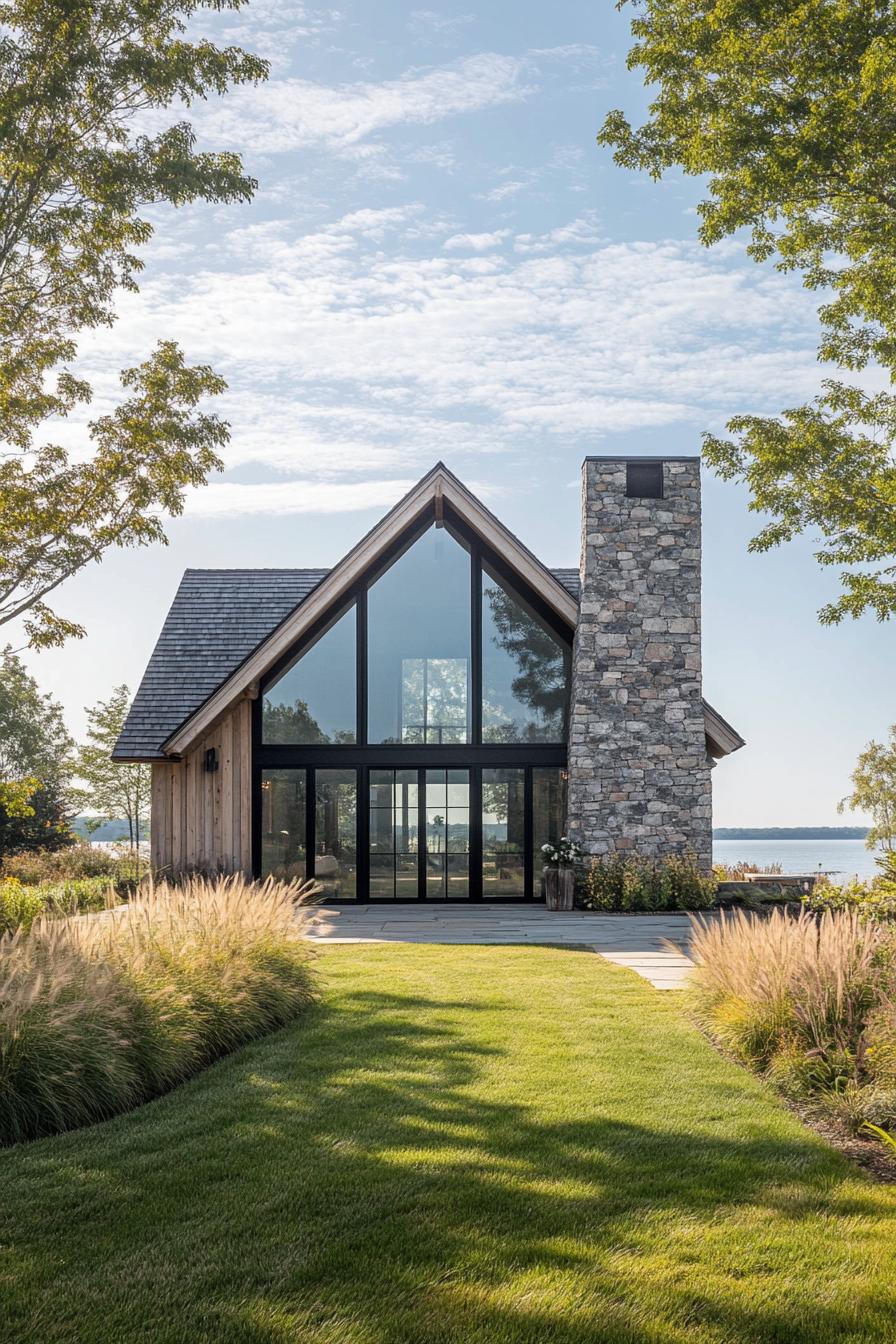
[150,699,252,875]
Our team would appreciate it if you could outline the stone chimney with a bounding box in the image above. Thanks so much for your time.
[565,456,712,869]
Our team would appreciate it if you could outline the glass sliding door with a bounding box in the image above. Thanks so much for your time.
[315,769,357,900]
[369,769,419,899]
[482,768,525,898]
[425,769,470,899]
[260,769,306,880]
[367,768,470,899]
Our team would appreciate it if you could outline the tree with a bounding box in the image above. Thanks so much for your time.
[74,685,149,848]
[0,647,74,855]
[840,725,896,852]
[599,0,896,622]
[0,0,268,647]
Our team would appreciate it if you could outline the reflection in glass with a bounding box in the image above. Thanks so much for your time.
[260,769,306,880]
[369,769,419,899]
[425,769,469,898]
[263,605,356,744]
[368,526,471,744]
[482,767,525,898]
[482,564,570,743]
[532,767,568,898]
[315,770,357,900]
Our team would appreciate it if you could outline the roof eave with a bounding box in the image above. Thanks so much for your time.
[703,699,746,759]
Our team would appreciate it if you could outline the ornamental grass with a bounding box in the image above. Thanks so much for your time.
[0,874,317,1145]
[689,908,896,1133]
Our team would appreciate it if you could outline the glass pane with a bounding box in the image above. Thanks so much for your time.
[369,803,394,852]
[447,854,470,898]
[426,854,446,899]
[263,606,356,744]
[481,564,570,743]
[396,854,418,899]
[487,854,524,898]
[368,525,471,744]
[369,854,394,899]
[533,767,569,900]
[447,770,469,808]
[369,769,420,900]
[260,769,306,880]
[315,770,357,900]
[482,767,525,899]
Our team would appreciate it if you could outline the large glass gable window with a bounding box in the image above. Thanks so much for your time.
[368,525,471,745]
[263,605,356,744]
[482,564,570,743]
[257,508,572,900]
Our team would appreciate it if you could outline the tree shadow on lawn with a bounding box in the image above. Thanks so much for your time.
[4,976,896,1344]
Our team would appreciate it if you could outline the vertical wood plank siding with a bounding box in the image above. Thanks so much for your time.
[149,700,253,875]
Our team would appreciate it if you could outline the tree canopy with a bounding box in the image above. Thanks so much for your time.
[840,724,896,851]
[0,647,74,854]
[0,0,267,645]
[74,685,150,848]
[599,0,896,622]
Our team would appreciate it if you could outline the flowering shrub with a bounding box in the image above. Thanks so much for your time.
[803,852,896,921]
[540,837,581,868]
[580,851,716,912]
[1,844,144,897]
[0,875,112,934]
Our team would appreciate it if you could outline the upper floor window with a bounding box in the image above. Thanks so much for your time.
[260,519,571,747]
[368,525,472,744]
[262,604,356,744]
[481,563,570,743]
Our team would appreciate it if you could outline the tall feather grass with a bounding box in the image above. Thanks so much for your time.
[689,908,896,1130]
[0,875,317,1145]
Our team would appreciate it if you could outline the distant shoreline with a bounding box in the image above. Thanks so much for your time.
[713,828,869,841]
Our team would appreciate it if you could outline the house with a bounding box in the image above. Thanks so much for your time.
[113,456,744,900]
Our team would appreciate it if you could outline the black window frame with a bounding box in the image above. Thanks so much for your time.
[252,500,571,899]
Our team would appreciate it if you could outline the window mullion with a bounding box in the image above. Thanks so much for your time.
[471,541,482,746]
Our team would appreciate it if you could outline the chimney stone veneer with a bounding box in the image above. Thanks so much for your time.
[566,456,712,869]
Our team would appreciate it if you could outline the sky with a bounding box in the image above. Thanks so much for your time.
[15,0,893,827]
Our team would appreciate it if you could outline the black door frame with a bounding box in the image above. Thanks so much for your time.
[253,757,565,902]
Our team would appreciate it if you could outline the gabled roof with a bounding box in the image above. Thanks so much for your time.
[114,463,744,762]
[113,569,328,760]
[146,463,581,758]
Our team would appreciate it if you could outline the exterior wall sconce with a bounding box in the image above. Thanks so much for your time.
[204,747,219,773]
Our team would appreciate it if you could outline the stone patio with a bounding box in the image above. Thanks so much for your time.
[307,904,699,989]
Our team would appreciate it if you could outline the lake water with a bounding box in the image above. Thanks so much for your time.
[713,839,883,880]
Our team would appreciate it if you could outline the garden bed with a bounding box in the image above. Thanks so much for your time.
[0,874,317,1144]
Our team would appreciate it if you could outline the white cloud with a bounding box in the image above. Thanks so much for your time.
[408,10,476,39]
[198,52,534,154]
[444,230,510,252]
[71,215,823,491]
[480,179,528,202]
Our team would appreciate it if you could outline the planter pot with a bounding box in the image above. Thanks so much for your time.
[544,866,575,911]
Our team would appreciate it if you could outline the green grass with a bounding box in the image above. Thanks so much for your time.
[1,943,895,1344]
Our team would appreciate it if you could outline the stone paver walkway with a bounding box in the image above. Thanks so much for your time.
[308,904,699,989]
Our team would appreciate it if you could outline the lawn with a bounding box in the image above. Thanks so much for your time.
[1,943,895,1344]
